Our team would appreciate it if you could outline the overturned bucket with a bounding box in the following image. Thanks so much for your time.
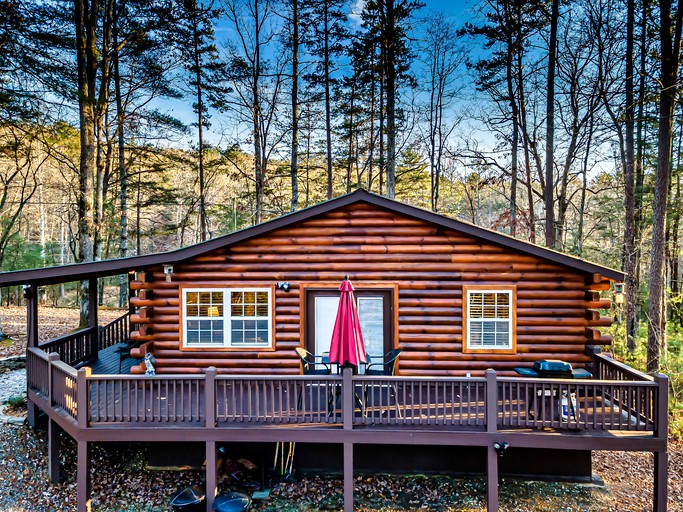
[170,485,206,512]
[212,491,251,512]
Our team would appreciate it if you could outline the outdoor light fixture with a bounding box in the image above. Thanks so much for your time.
[163,264,174,283]
[22,284,32,300]
[614,283,625,305]
[276,282,290,292]
[493,442,509,457]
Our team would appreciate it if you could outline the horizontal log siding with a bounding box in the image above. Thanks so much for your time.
[129,202,611,376]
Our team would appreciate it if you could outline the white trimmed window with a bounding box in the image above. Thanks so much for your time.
[463,287,515,353]
[182,288,272,349]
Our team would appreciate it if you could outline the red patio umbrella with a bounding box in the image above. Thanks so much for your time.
[328,276,367,368]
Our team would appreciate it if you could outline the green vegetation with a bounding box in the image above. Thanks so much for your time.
[609,322,683,438]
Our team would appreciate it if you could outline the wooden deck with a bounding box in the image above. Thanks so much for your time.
[86,343,139,375]
[24,322,669,512]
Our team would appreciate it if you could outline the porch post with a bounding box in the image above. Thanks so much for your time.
[205,441,217,512]
[654,373,668,512]
[25,283,38,428]
[342,366,354,512]
[48,419,61,483]
[77,440,91,512]
[486,445,499,512]
[654,451,668,512]
[343,442,353,512]
[88,278,98,356]
[485,369,499,512]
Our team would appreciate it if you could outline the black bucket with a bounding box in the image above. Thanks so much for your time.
[212,491,251,512]
[170,485,206,512]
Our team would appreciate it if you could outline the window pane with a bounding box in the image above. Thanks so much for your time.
[358,297,384,358]
[468,289,513,350]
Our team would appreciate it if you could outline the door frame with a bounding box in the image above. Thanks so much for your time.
[299,281,399,359]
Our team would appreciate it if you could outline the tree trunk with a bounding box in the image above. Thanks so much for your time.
[324,0,333,200]
[191,1,208,241]
[633,0,650,337]
[385,0,396,199]
[253,0,263,223]
[290,0,299,211]
[624,0,638,351]
[647,0,683,372]
[113,0,128,307]
[544,0,559,248]
[75,0,98,327]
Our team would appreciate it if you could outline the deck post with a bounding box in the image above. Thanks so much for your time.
[205,367,216,428]
[48,352,59,407]
[342,366,353,430]
[48,419,61,484]
[485,370,499,512]
[342,367,354,512]
[88,278,98,357]
[77,440,91,512]
[485,369,497,433]
[77,367,91,429]
[654,373,668,512]
[205,441,217,512]
[486,444,499,512]
[25,284,39,429]
[343,442,353,512]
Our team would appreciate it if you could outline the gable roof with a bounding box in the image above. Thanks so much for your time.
[0,189,624,286]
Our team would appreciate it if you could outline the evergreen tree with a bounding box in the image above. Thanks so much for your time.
[356,0,423,198]
[172,0,226,241]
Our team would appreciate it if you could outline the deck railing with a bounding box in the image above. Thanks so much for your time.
[26,349,668,437]
[35,312,132,368]
[592,349,653,382]
[51,360,78,419]
[27,347,49,397]
[98,312,131,351]
[88,374,205,424]
[39,327,98,367]
[356,376,487,428]
[497,377,658,431]
[215,375,343,425]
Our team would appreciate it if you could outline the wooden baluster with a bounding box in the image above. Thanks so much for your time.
[205,367,216,428]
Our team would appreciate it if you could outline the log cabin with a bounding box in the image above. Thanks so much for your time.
[0,189,668,512]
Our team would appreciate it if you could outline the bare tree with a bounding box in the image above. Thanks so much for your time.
[647,0,683,372]
[223,0,287,223]
[420,15,463,212]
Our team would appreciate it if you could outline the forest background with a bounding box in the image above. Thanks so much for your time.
[2,0,683,427]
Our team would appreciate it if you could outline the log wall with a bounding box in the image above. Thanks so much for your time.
[128,202,613,376]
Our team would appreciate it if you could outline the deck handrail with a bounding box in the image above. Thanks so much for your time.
[98,311,131,351]
[24,347,668,437]
[498,375,659,431]
[38,327,98,367]
[588,346,654,382]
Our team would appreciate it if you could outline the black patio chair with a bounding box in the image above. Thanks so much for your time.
[363,349,402,417]
[295,348,331,409]
[364,349,401,377]
[117,340,142,373]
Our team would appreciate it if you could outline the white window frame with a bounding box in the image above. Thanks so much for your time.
[181,287,273,349]
[463,286,516,353]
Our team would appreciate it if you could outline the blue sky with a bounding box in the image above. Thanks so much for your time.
[162,0,482,148]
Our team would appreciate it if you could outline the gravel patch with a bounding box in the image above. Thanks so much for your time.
[0,368,26,403]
